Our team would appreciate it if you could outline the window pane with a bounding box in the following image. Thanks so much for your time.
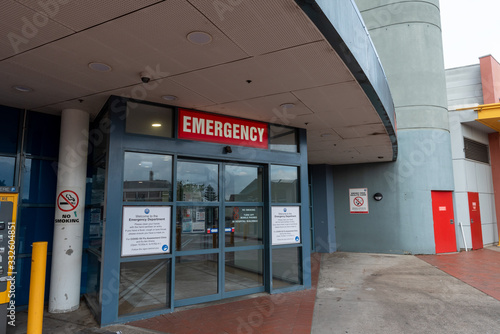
[21,158,57,204]
[225,207,262,247]
[176,206,218,251]
[126,102,173,138]
[17,207,55,254]
[123,152,172,202]
[25,111,60,158]
[269,125,298,153]
[272,247,302,289]
[177,161,218,202]
[225,165,262,202]
[225,249,263,292]
[85,252,101,309]
[88,207,103,252]
[90,164,106,206]
[0,156,15,187]
[271,165,299,203]
[118,260,170,316]
[0,107,19,155]
[175,254,218,300]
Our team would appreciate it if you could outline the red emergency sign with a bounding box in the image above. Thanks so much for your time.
[178,109,268,149]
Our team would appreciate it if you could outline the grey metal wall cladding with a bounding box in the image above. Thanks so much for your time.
[464,138,490,164]
[296,0,397,160]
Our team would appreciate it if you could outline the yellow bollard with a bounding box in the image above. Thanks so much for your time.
[27,242,48,334]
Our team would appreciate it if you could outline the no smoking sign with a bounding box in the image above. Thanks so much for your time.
[57,190,79,212]
[349,188,369,214]
[353,197,364,207]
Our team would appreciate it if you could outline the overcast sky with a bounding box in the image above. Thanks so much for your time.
[440,0,500,69]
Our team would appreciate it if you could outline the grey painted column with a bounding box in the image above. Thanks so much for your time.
[49,109,89,313]
[310,165,337,253]
[331,0,454,254]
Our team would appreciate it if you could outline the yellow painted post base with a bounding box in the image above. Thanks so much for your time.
[27,242,48,334]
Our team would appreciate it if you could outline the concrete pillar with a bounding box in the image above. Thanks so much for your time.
[49,109,89,313]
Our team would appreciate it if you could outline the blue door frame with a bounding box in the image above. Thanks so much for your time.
[97,96,311,325]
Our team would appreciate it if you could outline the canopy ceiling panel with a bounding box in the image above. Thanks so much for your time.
[0,0,396,165]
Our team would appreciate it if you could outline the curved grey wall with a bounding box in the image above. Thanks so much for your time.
[331,0,454,254]
[297,0,397,159]
[359,0,448,130]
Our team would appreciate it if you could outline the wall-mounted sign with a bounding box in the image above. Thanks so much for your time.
[178,108,268,149]
[54,187,82,224]
[0,192,18,306]
[349,188,369,214]
[57,190,79,212]
[122,206,171,257]
[272,206,300,245]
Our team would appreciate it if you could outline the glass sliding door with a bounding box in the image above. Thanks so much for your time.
[119,151,174,317]
[174,161,265,304]
[174,160,221,304]
[223,164,265,296]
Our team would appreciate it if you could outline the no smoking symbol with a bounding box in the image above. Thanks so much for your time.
[353,197,364,207]
[57,190,79,212]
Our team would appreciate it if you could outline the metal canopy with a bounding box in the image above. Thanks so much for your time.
[475,103,500,133]
[1,0,395,164]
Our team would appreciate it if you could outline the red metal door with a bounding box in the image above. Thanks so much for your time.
[431,191,457,253]
[468,192,484,250]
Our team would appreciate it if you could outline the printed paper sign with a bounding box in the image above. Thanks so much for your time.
[272,206,300,245]
[349,188,369,214]
[122,206,171,256]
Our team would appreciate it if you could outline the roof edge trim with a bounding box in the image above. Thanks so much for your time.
[295,0,397,161]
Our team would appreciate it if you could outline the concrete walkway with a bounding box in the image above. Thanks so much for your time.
[8,246,500,333]
[313,248,500,334]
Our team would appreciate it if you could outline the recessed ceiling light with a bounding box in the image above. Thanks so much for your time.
[152,123,162,127]
[187,31,213,45]
[162,95,178,101]
[280,103,295,109]
[88,62,112,72]
[13,85,33,92]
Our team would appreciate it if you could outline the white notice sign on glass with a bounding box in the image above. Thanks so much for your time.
[122,206,171,257]
[272,206,301,245]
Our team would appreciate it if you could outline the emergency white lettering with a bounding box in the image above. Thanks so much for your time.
[224,122,231,137]
[206,119,214,136]
[240,125,248,141]
[193,117,205,134]
[258,128,264,142]
[250,127,258,141]
[183,116,191,133]
[179,109,268,148]
[214,121,223,137]
[233,124,240,139]
[183,115,265,143]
